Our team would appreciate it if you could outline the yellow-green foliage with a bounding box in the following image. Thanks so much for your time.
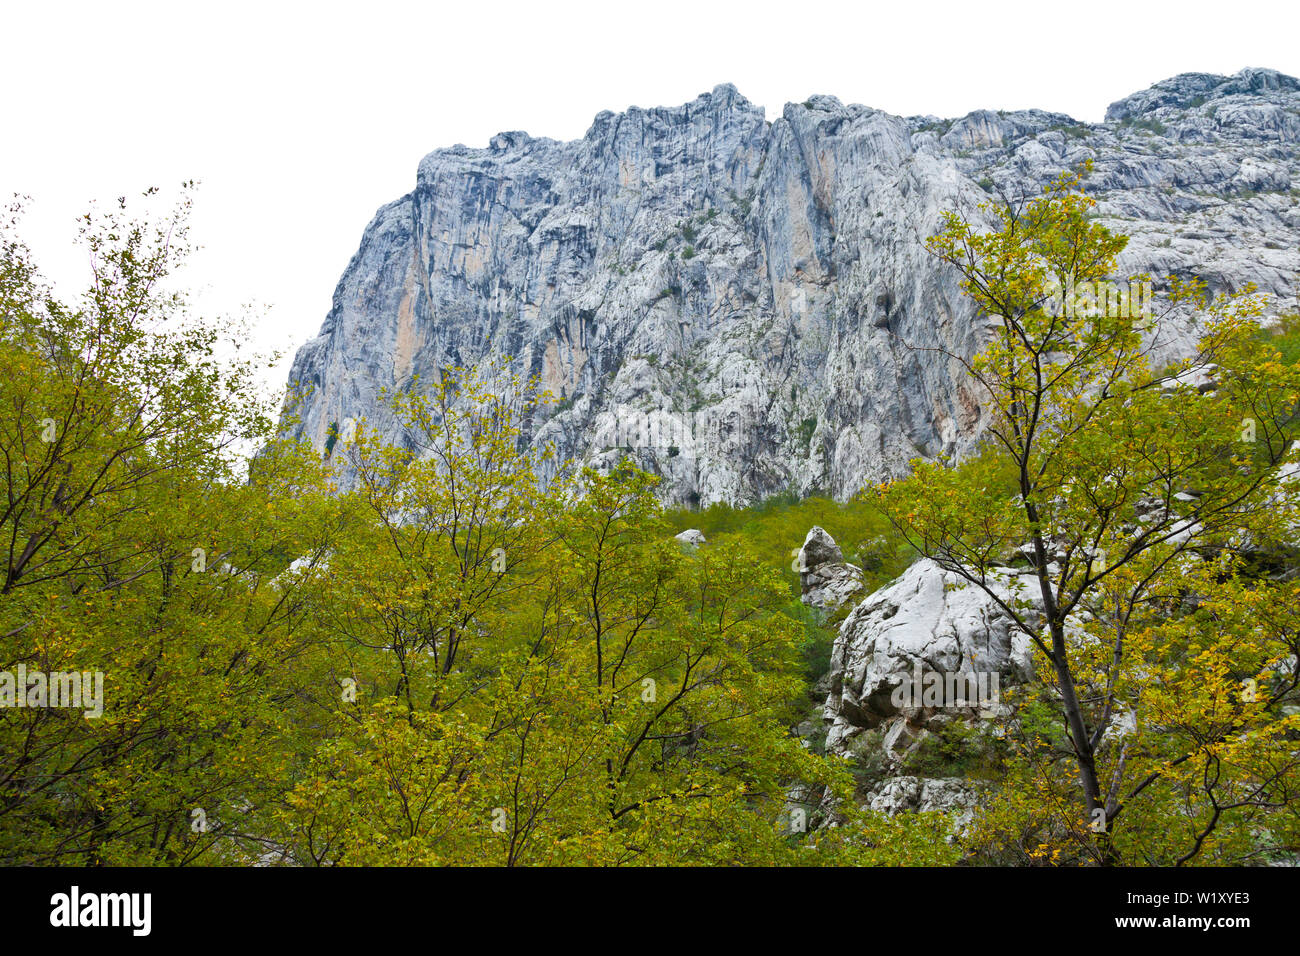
[664,492,916,597]
[881,169,1300,865]
[5,181,1298,868]
[0,195,959,866]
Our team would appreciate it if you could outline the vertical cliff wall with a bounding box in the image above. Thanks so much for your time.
[285,69,1300,504]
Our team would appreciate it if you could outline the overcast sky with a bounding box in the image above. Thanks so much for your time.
[4,0,1298,398]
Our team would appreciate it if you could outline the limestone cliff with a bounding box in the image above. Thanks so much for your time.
[285,68,1300,504]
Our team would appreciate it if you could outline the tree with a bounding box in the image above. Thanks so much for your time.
[285,402,959,865]
[311,365,555,719]
[0,191,341,864]
[877,170,1300,863]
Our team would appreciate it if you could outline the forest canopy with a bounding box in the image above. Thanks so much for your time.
[2,178,1298,866]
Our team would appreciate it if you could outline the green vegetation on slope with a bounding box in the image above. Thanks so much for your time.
[3,179,1299,867]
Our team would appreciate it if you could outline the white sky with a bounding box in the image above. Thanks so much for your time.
[4,0,1298,400]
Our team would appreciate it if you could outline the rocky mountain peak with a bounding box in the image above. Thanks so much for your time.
[1104,66,1300,121]
[286,69,1300,506]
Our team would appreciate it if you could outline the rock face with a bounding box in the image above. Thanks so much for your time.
[674,528,707,546]
[822,558,1038,757]
[285,69,1300,505]
[818,558,1045,825]
[868,776,981,826]
[798,526,864,612]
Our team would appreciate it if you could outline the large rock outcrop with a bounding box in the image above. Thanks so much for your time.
[822,558,1038,756]
[816,557,1044,828]
[285,69,1300,505]
[798,526,864,613]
